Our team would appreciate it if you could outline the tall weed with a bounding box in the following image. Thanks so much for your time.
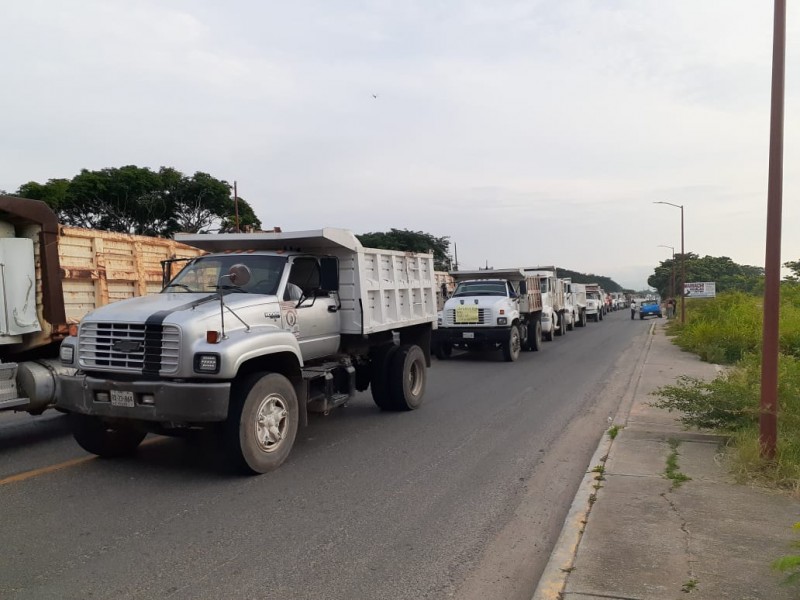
[669,288,800,364]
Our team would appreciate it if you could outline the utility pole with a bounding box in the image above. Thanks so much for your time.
[233,181,241,233]
[760,0,786,460]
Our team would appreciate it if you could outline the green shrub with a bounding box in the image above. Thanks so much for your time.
[652,353,800,488]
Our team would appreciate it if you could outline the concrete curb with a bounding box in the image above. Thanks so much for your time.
[531,321,656,600]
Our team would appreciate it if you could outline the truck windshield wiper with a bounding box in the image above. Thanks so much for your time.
[163,283,192,292]
[216,284,249,293]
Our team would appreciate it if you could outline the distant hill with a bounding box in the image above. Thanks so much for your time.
[556,268,624,293]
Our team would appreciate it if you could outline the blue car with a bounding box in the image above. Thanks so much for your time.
[639,300,663,320]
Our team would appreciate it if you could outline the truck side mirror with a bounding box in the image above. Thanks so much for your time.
[519,281,527,294]
[319,257,339,292]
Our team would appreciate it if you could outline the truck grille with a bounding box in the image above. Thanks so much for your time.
[78,322,181,373]
[444,308,493,326]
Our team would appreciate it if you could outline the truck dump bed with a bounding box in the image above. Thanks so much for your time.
[0,196,204,353]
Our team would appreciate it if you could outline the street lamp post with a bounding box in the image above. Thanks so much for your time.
[658,244,676,306]
[654,202,685,324]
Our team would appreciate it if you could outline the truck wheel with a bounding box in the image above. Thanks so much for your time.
[370,344,399,409]
[434,342,452,360]
[385,344,427,411]
[70,414,146,458]
[525,319,542,351]
[599,311,603,321]
[580,310,587,327]
[544,324,554,341]
[567,312,575,331]
[639,314,644,320]
[224,372,298,474]
[502,326,521,362]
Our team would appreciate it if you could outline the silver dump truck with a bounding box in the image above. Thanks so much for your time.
[57,229,437,473]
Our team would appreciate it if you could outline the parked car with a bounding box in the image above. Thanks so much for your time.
[639,300,663,319]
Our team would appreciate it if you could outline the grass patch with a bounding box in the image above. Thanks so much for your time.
[665,438,691,489]
[608,425,621,440]
[773,523,800,586]
[681,578,699,593]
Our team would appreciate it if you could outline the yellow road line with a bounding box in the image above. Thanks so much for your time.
[0,437,166,486]
[0,455,96,486]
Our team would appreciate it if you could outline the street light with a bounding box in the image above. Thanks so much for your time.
[657,244,676,305]
[654,202,685,324]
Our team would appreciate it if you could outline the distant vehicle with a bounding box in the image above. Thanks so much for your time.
[639,300,663,320]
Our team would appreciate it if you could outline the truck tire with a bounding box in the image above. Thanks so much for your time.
[70,414,146,458]
[224,372,299,474]
[502,325,521,362]
[525,319,542,351]
[567,312,575,331]
[370,344,399,409]
[387,344,427,411]
[434,342,452,360]
[555,313,565,336]
[639,313,644,320]
[579,310,587,327]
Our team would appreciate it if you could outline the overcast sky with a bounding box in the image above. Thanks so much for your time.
[2,1,798,289]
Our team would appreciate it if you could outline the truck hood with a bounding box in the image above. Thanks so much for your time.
[80,292,278,326]
[444,296,511,311]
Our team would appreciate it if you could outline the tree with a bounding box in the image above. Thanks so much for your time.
[17,179,70,211]
[357,229,451,270]
[15,166,261,237]
[784,259,800,282]
[647,254,764,299]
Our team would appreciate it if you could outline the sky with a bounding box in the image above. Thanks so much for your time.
[1,0,799,290]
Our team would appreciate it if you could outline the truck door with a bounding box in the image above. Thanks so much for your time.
[283,256,340,360]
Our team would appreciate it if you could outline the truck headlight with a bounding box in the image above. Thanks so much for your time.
[60,344,75,365]
[194,353,220,374]
[497,317,508,325]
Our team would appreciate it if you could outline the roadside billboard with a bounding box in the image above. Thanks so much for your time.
[684,282,716,298]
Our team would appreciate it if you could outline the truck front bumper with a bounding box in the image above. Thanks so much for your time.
[57,373,231,423]
[433,326,512,345]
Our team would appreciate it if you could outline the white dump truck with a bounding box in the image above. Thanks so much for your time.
[523,267,567,341]
[584,283,605,322]
[433,269,543,362]
[57,228,437,474]
[564,279,588,328]
[0,196,203,415]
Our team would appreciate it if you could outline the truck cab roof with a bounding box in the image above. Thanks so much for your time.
[175,228,364,254]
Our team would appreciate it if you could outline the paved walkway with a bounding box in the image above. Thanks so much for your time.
[534,322,800,600]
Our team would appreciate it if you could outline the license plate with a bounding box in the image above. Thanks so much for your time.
[462,332,475,339]
[110,390,135,408]
[455,305,479,324]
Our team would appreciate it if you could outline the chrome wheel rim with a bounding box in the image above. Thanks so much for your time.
[408,359,423,396]
[254,394,289,453]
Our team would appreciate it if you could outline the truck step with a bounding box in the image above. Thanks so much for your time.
[307,393,350,415]
[0,397,30,410]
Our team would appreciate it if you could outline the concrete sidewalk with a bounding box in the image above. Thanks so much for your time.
[534,323,800,600]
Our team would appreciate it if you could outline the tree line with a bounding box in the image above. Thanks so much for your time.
[15,165,261,237]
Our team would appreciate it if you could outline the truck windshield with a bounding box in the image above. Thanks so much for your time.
[164,255,287,295]
[452,281,507,297]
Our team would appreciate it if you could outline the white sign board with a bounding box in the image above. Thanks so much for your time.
[684,282,716,298]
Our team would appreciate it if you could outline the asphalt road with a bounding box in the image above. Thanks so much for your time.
[0,310,651,600]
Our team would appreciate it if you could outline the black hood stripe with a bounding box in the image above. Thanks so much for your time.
[143,294,218,375]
